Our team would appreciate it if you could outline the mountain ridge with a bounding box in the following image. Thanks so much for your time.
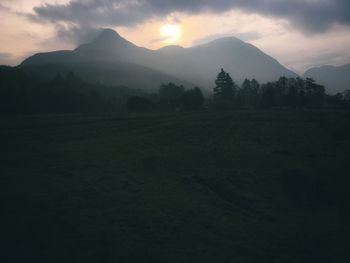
[22,28,297,92]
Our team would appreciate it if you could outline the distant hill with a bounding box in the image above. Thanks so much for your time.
[303,63,350,94]
[22,28,297,92]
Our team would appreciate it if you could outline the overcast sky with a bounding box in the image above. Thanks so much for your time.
[1,0,350,73]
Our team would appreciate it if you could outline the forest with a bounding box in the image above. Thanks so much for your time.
[1,66,349,114]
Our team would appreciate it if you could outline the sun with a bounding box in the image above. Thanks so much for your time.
[160,24,182,44]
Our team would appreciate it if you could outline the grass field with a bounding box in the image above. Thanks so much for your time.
[1,111,350,262]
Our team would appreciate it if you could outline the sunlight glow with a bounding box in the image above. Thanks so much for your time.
[160,24,182,44]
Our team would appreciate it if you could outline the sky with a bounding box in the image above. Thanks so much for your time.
[1,0,350,73]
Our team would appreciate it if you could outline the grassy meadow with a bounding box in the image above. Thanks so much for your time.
[1,111,349,262]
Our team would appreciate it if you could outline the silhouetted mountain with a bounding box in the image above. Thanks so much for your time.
[151,37,297,89]
[22,28,297,92]
[22,30,189,91]
[74,29,153,63]
[303,63,350,94]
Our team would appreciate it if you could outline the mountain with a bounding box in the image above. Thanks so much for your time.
[151,37,297,88]
[22,28,297,92]
[74,29,153,64]
[303,63,350,94]
[21,29,190,92]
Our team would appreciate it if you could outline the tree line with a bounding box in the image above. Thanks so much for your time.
[0,66,205,114]
[0,66,349,114]
[213,68,349,110]
[131,68,350,112]
[0,66,143,114]
[127,83,204,112]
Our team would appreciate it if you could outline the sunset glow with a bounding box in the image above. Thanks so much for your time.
[0,0,350,72]
[160,24,182,44]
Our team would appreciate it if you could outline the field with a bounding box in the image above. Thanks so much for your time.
[1,111,350,262]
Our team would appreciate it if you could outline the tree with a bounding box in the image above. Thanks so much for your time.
[259,77,325,109]
[304,77,325,108]
[239,79,251,107]
[276,76,288,106]
[296,77,307,107]
[213,68,237,109]
[344,90,350,101]
[159,82,185,110]
[239,78,260,108]
[251,79,260,93]
[286,78,299,108]
[342,90,350,108]
[181,87,204,110]
[261,82,277,108]
[326,93,343,108]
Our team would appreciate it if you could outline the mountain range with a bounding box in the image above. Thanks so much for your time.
[19,28,350,94]
[21,29,297,93]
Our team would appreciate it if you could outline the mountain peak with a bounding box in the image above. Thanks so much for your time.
[74,28,135,54]
[207,36,244,46]
[93,28,123,43]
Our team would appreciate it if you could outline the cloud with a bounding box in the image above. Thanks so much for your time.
[150,36,172,44]
[234,31,262,42]
[0,3,11,12]
[287,50,350,73]
[53,24,102,45]
[0,52,15,65]
[28,0,350,34]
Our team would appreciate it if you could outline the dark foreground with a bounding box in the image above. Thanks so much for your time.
[1,111,350,262]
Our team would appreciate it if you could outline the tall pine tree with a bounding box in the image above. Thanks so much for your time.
[214,68,236,109]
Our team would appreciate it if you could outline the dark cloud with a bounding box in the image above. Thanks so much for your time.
[30,0,350,34]
[54,24,102,45]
